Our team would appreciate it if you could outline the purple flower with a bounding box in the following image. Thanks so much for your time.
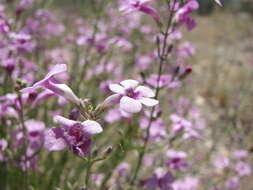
[175,0,199,30]
[119,0,161,24]
[166,149,188,171]
[233,149,248,160]
[234,161,251,176]
[108,79,158,113]
[172,177,199,190]
[142,168,174,190]
[213,155,230,170]
[140,117,166,141]
[25,120,45,156]
[225,177,240,189]
[21,64,80,105]
[44,115,103,157]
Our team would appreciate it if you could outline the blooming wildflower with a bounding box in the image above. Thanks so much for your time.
[116,162,130,177]
[140,117,166,141]
[91,174,104,186]
[170,114,199,139]
[119,0,161,24]
[21,64,80,105]
[233,149,248,160]
[142,168,174,190]
[234,161,251,176]
[213,155,230,170]
[225,177,239,189]
[44,115,103,157]
[166,149,188,171]
[172,177,199,190]
[174,0,199,30]
[108,79,158,113]
[25,120,45,156]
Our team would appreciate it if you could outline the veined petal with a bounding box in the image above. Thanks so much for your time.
[109,84,125,94]
[139,97,158,107]
[120,96,142,113]
[44,127,66,151]
[120,79,139,89]
[135,85,155,98]
[82,120,103,135]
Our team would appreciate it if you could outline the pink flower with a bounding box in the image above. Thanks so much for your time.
[44,115,103,157]
[108,79,158,113]
[166,150,188,171]
[234,161,251,176]
[175,0,199,30]
[225,177,240,189]
[119,0,161,24]
[213,156,230,170]
[21,64,80,105]
[142,168,174,190]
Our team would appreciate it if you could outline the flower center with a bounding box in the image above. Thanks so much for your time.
[125,88,139,99]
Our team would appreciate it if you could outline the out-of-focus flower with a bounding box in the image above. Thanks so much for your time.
[172,177,199,190]
[234,161,251,176]
[44,115,103,157]
[233,150,248,160]
[225,177,240,189]
[119,0,161,24]
[213,155,230,170]
[115,162,130,177]
[108,79,158,113]
[21,64,80,105]
[166,149,188,171]
[91,173,104,186]
[142,168,174,190]
[174,0,199,30]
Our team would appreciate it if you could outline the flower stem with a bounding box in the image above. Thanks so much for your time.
[130,1,177,187]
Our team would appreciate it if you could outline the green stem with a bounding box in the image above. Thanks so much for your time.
[130,0,177,187]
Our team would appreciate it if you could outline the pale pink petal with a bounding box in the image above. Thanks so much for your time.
[120,96,142,113]
[44,64,67,80]
[135,85,155,97]
[54,115,78,128]
[139,97,158,107]
[44,127,66,151]
[50,82,80,104]
[82,120,103,135]
[120,79,139,89]
[109,84,125,94]
[103,94,121,107]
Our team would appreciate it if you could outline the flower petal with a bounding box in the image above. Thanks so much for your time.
[44,127,66,151]
[139,97,158,107]
[109,84,125,94]
[44,64,67,81]
[82,120,103,135]
[54,115,78,128]
[120,79,139,89]
[135,85,155,98]
[120,96,142,113]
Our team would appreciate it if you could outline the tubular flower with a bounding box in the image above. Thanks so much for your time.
[108,79,158,113]
[21,64,80,105]
[119,0,161,24]
[44,115,103,157]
